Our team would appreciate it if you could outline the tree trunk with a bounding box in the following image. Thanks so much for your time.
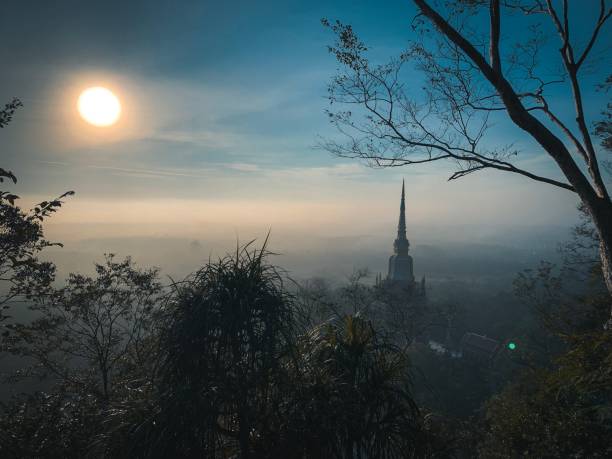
[412,0,612,328]
[589,198,612,329]
[238,406,251,459]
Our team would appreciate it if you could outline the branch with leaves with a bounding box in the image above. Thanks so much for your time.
[0,100,74,328]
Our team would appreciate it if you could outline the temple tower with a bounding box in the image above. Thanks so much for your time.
[387,180,415,284]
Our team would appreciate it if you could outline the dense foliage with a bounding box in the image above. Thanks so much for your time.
[1,216,610,457]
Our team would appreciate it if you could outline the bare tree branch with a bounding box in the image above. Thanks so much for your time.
[322,1,612,321]
[489,0,502,75]
[576,0,612,70]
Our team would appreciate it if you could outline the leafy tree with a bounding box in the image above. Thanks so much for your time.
[373,283,431,347]
[1,98,73,333]
[322,1,612,326]
[1,99,73,330]
[0,183,73,321]
[480,331,612,457]
[513,205,609,364]
[295,270,381,333]
[296,270,432,347]
[481,209,612,456]
[8,255,164,403]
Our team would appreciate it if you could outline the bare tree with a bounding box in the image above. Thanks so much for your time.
[322,1,612,328]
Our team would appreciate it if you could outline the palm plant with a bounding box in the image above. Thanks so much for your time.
[281,314,430,459]
[108,241,296,459]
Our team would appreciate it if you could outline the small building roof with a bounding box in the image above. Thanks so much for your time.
[460,332,499,359]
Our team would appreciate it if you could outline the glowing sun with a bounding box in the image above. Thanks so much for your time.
[78,87,121,127]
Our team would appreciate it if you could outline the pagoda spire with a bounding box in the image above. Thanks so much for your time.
[398,179,406,236]
[393,179,409,256]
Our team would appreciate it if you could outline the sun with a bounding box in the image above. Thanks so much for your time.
[78,87,121,127]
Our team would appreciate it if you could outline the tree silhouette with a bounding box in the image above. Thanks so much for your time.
[8,255,164,403]
[109,242,295,458]
[482,220,612,456]
[322,0,612,327]
[1,99,73,334]
[283,314,435,458]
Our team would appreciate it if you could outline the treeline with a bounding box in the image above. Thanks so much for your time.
[2,101,612,458]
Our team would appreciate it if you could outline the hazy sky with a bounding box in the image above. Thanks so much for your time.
[1,0,609,278]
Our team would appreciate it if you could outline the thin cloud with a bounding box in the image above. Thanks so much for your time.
[37,160,214,180]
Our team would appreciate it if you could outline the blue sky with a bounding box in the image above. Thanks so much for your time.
[1,0,609,277]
